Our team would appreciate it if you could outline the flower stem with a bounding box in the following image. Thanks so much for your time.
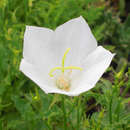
[109,96,112,124]
[77,96,81,130]
[62,96,67,130]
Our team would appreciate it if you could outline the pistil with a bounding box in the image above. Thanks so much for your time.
[49,48,83,91]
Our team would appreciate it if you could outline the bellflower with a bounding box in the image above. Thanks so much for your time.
[20,16,115,96]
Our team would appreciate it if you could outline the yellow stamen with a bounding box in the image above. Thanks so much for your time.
[64,66,83,71]
[49,48,83,78]
[49,67,62,77]
[62,48,71,72]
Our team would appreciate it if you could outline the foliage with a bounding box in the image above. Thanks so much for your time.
[0,0,129,129]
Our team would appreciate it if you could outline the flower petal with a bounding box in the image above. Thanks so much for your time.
[51,16,97,66]
[21,26,65,95]
[23,26,58,68]
[72,46,115,95]
[20,59,60,93]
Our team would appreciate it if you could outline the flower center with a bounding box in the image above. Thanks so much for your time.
[49,48,83,91]
[56,74,71,91]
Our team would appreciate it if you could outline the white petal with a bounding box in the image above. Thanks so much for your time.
[23,26,58,68]
[72,46,115,95]
[20,59,59,93]
[51,16,97,66]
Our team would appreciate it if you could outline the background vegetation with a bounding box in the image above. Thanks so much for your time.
[0,0,130,129]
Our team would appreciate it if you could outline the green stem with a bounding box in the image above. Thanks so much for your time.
[62,96,67,130]
[109,96,112,124]
[77,96,81,130]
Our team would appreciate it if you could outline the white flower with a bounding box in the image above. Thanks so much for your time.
[20,16,115,96]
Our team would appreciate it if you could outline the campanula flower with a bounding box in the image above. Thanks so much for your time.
[20,16,115,96]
